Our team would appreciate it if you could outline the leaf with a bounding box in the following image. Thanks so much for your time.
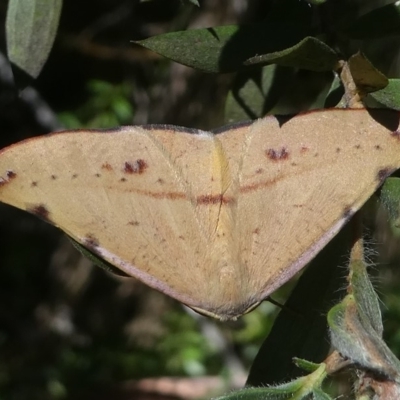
[312,388,333,400]
[324,74,343,108]
[135,23,311,73]
[244,37,339,72]
[224,66,334,123]
[224,65,293,122]
[293,358,320,373]
[343,3,400,40]
[6,0,63,79]
[215,365,327,400]
[246,226,349,386]
[348,52,388,94]
[328,295,400,381]
[369,79,400,111]
[348,258,383,336]
[213,382,302,400]
[379,177,400,236]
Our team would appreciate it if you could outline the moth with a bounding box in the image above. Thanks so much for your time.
[0,108,398,320]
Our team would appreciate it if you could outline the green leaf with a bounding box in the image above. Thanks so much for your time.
[214,382,302,400]
[369,79,400,111]
[215,367,327,400]
[244,37,339,72]
[224,65,292,122]
[343,3,400,40]
[6,0,62,78]
[246,226,349,386]
[348,52,388,94]
[135,23,311,73]
[348,258,383,336]
[293,358,320,373]
[328,295,400,380]
[312,388,333,400]
[324,74,343,108]
[380,177,400,236]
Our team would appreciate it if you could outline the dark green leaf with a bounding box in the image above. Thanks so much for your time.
[343,3,400,40]
[244,37,339,72]
[369,79,400,111]
[225,66,334,123]
[6,0,62,78]
[135,23,312,73]
[324,74,343,108]
[246,226,349,386]
[224,65,293,123]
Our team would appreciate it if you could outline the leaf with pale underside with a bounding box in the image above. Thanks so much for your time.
[6,0,62,79]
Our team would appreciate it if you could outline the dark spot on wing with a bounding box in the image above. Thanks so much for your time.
[102,163,113,171]
[51,175,57,180]
[391,130,400,140]
[84,234,100,249]
[72,174,78,179]
[31,181,38,187]
[301,146,309,154]
[157,178,165,184]
[354,144,361,149]
[196,194,233,205]
[375,145,382,150]
[342,207,354,222]
[266,147,289,161]
[95,173,101,178]
[120,177,127,182]
[128,220,140,226]
[124,159,148,174]
[29,204,51,222]
[336,148,341,153]
[255,168,263,174]
[377,168,395,185]
[0,170,17,187]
